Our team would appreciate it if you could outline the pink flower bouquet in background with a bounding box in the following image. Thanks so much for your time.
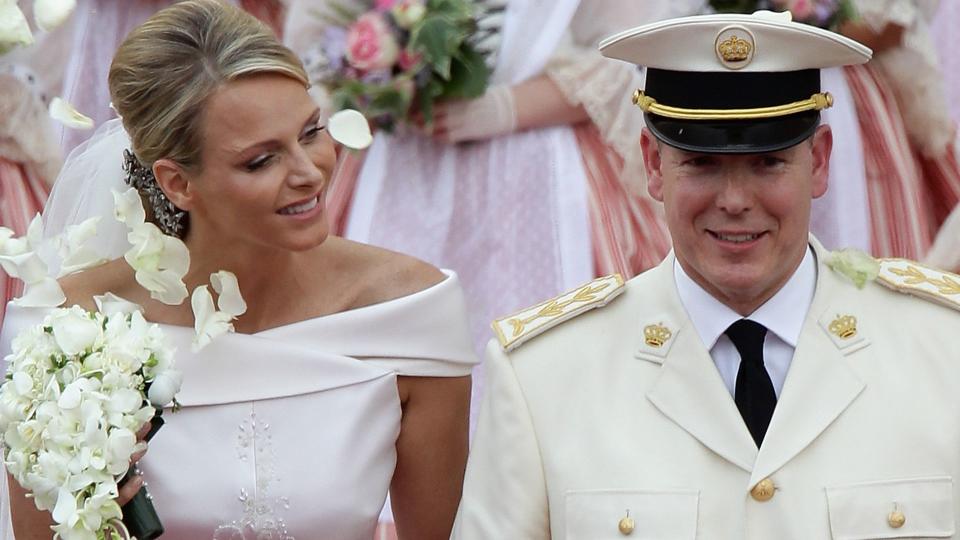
[307,0,492,131]
[708,0,857,29]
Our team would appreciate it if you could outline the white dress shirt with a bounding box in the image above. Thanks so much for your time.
[674,247,817,398]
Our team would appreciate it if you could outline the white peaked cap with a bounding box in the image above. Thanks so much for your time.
[599,11,871,72]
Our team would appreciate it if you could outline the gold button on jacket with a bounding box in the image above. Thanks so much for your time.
[751,478,776,502]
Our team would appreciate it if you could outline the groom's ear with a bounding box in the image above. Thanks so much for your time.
[152,159,194,212]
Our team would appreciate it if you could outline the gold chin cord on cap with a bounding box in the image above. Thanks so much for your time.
[632,90,833,120]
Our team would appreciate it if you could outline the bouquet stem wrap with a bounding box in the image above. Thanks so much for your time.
[119,414,166,539]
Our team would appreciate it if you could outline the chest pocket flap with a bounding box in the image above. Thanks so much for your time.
[826,476,955,539]
[565,489,698,540]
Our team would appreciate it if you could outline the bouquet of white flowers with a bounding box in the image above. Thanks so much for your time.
[0,187,253,539]
[0,304,180,539]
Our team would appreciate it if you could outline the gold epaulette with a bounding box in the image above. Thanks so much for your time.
[492,274,625,352]
[876,258,960,312]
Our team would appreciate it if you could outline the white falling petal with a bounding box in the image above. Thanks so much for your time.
[0,2,34,55]
[328,109,373,150]
[49,97,94,130]
[33,0,77,32]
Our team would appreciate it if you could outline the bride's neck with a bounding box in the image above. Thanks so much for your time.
[181,231,303,302]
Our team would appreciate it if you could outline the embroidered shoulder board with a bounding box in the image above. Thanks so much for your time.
[876,258,960,312]
[492,274,625,352]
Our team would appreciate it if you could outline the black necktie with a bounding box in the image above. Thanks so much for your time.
[725,319,776,447]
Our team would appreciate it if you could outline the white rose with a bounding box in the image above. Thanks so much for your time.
[147,369,182,407]
[49,307,102,356]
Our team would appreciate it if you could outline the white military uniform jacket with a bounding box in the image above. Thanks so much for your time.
[453,238,960,539]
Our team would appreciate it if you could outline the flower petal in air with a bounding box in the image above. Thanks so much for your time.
[49,97,94,130]
[159,234,190,277]
[112,188,146,226]
[15,277,66,308]
[93,292,143,317]
[135,268,189,305]
[210,271,247,317]
[59,217,106,276]
[328,109,373,150]
[33,0,77,32]
[191,285,234,352]
[0,2,34,55]
[827,248,880,289]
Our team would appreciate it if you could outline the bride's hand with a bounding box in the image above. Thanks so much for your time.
[117,421,151,505]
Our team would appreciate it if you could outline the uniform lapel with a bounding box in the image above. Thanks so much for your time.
[749,238,867,485]
[643,255,758,473]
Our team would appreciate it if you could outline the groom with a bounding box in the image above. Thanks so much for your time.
[453,11,960,539]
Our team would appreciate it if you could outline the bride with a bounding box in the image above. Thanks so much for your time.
[1,1,476,538]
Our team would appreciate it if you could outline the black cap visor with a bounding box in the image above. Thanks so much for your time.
[646,110,821,154]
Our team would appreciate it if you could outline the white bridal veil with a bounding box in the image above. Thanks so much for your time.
[42,118,135,273]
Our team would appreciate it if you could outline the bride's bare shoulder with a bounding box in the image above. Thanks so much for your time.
[57,260,147,311]
[324,237,446,309]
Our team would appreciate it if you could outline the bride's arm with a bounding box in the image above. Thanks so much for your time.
[7,474,52,539]
[391,375,472,540]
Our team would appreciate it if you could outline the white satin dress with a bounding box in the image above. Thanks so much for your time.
[0,271,477,539]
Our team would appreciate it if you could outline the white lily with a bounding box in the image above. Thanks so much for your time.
[328,109,373,150]
[33,0,76,32]
[0,1,33,55]
[58,217,107,276]
[49,97,94,130]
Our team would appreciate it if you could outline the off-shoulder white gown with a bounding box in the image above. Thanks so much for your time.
[0,272,477,539]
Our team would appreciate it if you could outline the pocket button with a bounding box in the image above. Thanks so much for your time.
[887,509,906,529]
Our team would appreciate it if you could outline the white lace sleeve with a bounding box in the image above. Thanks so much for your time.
[544,0,706,160]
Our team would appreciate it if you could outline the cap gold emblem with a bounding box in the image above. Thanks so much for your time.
[715,26,756,69]
[828,314,858,340]
[644,323,672,348]
[718,35,752,62]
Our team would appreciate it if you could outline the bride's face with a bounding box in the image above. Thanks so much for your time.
[181,73,336,252]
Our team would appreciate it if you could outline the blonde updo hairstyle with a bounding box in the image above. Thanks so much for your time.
[107,0,308,234]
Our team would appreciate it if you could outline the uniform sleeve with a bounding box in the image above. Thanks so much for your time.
[451,340,550,539]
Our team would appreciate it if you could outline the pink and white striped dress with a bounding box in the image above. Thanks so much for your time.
[0,159,49,326]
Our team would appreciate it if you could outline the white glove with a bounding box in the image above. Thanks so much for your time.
[433,84,517,143]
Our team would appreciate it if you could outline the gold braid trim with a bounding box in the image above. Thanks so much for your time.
[632,90,833,120]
